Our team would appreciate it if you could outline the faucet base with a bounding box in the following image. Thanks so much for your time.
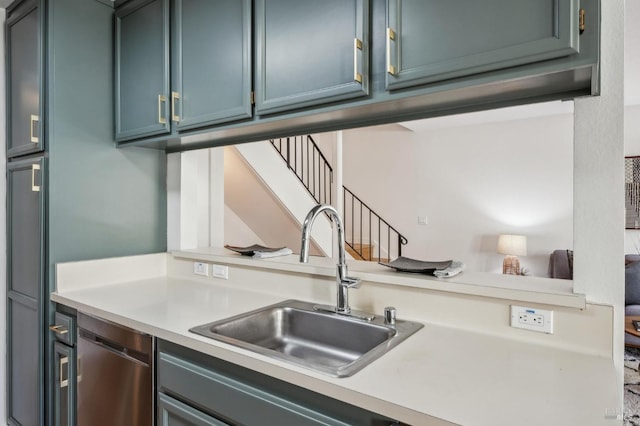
[313,304,375,322]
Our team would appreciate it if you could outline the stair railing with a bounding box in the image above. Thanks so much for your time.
[271,135,332,206]
[270,135,408,261]
[343,186,408,261]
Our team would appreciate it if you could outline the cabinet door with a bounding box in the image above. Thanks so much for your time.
[6,0,43,157]
[115,0,170,141]
[159,349,397,426]
[53,342,76,426]
[172,0,252,131]
[385,0,581,90]
[7,156,45,426]
[159,393,230,426]
[255,0,369,115]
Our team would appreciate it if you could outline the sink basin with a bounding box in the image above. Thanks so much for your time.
[189,299,423,377]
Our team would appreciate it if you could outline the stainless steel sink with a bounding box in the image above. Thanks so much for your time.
[189,299,423,377]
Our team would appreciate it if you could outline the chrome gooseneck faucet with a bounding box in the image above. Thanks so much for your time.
[300,204,374,320]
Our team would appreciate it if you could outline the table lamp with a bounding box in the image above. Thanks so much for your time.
[497,234,527,275]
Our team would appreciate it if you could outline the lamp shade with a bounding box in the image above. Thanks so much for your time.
[497,234,527,256]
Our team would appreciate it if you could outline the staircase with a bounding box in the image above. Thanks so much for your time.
[270,135,408,262]
[346,244,389,263]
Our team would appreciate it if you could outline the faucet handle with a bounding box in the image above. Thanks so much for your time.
[342,276,361,288]
[384,307,396,325]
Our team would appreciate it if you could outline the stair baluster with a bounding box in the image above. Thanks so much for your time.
[270,135,408,261]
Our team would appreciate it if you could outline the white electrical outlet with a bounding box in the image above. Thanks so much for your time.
[417,216,428,225]
[212,264,229,279]
[193,262,209,277]
[510,305,553,334]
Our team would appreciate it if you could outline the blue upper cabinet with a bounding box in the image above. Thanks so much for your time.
[116,0,252,142]
[255,0,369,115]
[172,0,252,131]
[6,0,43,158]
[115,0,599,150]
[385,0,581,90]
[115,0,170,141]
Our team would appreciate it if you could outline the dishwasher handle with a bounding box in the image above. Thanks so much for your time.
[79,329,151,367]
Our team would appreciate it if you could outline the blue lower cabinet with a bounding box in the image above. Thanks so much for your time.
[53,341,76,426]
[158,393,230,426]
[7,156,45,426]
[157,340,399,426]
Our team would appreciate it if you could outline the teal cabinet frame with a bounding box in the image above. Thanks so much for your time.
[115,0,171,141]
[157,340,399,425]
[385,0,581,90]
[116,0,253,142]
[53,341,76,426]
[5,1,168,424]
[172,0,253,131]
[116,0,599,151]
[255,0,369,115]
[6,0,44,158]
[158,393,230,426]
[6,156,46,426]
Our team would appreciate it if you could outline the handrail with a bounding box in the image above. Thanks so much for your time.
[271,135,332,206]
[270,135,408,261]
[343,186,408,261]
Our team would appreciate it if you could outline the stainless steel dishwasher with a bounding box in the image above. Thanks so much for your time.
[77,313,153,426]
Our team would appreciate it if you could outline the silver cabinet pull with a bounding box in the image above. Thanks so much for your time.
[30,114,39,143]
[353,38,363,83]
[386,28,397,75]
[60,356,69,388]
[49,324,69,335]
[31,164,40,192]
[171,91,180,122]
[158,94,167,124]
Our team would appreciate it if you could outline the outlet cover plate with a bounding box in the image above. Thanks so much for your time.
[212,264,229,279]
[193,262,209,277]
[510,305,553,334]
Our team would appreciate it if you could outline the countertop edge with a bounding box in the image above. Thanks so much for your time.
[173,249,586,309]
[50,291,453,425]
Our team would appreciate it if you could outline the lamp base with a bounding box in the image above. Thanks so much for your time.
[503,255,520,275]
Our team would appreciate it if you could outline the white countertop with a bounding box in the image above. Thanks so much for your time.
[174,247,585,309]
[51,253,618,426]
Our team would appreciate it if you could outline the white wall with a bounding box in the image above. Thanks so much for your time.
[573,0,625,396]
[224,144,328,256]
[342,114,574,277]
[224,205,266,247]
[167,148,224,251]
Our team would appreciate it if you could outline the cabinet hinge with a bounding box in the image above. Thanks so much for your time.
[579,8,585,34]
[250,91,255,105]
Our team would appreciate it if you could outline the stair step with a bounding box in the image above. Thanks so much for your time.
[346,244,388,262]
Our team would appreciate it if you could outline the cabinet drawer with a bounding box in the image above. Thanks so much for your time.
[53,341,76,426]
[50,312,76,346]
[158,340,399,426]
[159,352,350,426]
[158,392,230,426]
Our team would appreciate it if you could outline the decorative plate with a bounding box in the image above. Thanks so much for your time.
[224,244,287,256]
[379,256,452,273]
